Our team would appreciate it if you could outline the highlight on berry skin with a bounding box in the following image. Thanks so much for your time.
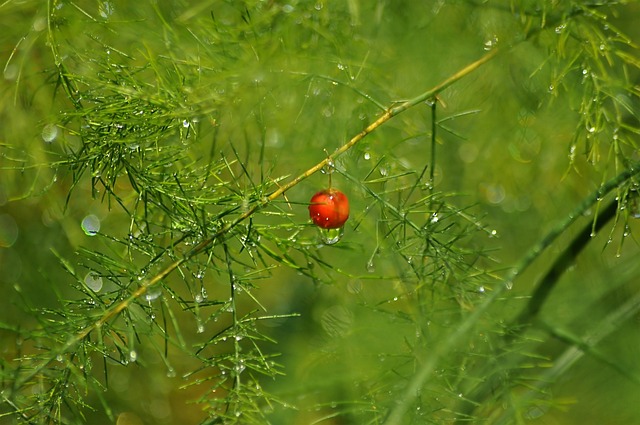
[308,188,350,230]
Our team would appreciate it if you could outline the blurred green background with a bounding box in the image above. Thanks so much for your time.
[1,1,640,424]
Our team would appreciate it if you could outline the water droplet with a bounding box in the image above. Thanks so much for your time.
[144,287,162,302]
[166,367,176,378]
[526,405,547,420]
[234,361,246,375]
[366,259,375,273]
[321,159,335,174]
[478,286,485,293]
[314,1,323,10]
[554,23,566,34]
[0,213,19,248]
[483,35,498,50]
[129,350,137,362]
[363,152,371,160]
[98,1,114,18]
[42,123,59,143]
[430,213,439,223]
[347,279,362,294]
[322,105,334,117]
[84,272,103,292]
[3,64,18,81]
[318,226,344,245]
[182,119,190,128]
[321,305,354,338]
[81,214,100,236]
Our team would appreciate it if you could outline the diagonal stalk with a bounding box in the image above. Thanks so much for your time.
[382,163,640,425]
[13,47,500,394]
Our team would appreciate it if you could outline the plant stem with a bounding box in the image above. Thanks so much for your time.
[382,163,640,425]
[491,290,640,425]
[509,198,618,334]
[455,198,620,422]
[13,48,500,396]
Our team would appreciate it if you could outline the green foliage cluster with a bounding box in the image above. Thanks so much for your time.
[1,1,640,424]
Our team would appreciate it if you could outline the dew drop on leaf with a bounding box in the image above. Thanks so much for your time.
[366,260,375,273]
[81,214,100,236]
[144,287,162,302]
[84,272,103,292]
[42,123,58,143]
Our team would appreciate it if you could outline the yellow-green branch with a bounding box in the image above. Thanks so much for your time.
[14,47,500,392]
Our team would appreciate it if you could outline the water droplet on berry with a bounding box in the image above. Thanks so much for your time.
[318,227,344,245]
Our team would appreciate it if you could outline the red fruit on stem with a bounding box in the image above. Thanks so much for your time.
[308,189,350,229]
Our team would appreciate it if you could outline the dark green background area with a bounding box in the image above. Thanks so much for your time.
[1,1,639,424]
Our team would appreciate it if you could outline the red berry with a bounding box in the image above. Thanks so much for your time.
[308,189,350,229]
